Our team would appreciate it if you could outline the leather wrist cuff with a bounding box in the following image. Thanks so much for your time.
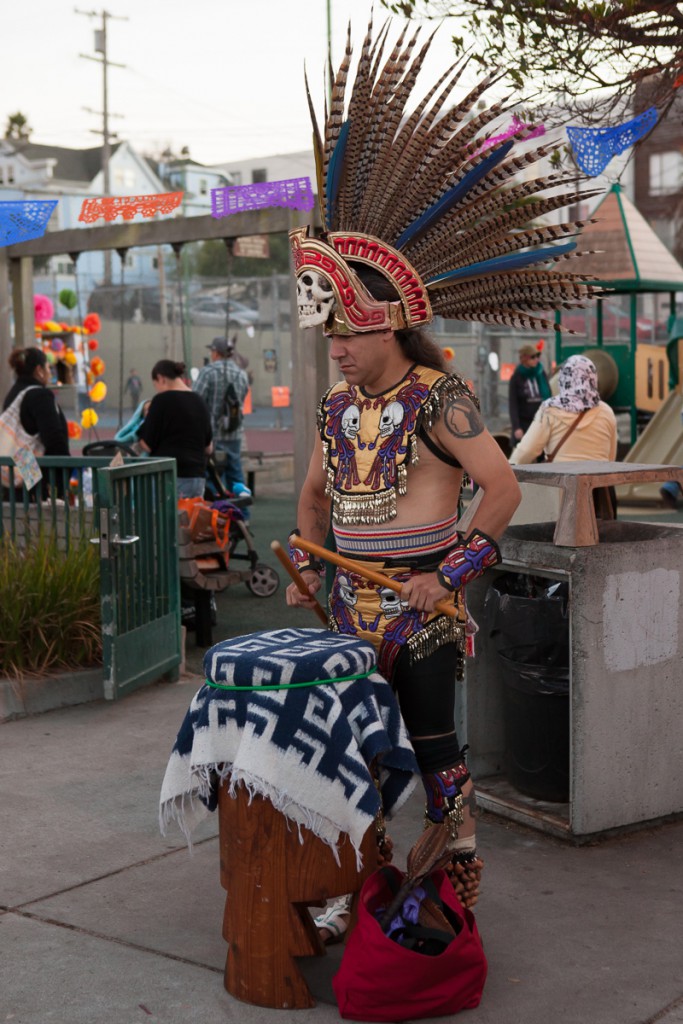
[288,529,325,576]
[436,530,501,592]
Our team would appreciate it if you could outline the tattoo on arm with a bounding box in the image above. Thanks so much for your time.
[307,501,330,539]
[443,397,485,439]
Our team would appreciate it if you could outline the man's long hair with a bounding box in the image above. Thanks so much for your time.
[354,266,448,373]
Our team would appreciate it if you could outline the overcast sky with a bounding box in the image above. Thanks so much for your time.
[2,0,467,166]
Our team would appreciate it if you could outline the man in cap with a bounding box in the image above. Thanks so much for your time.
[508,343,551,446]
[193,337,250,495]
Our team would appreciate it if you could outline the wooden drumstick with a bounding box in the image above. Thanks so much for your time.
[270,540,329,626]
[293,535,457,619]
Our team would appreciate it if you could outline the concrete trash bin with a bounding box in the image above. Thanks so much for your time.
[460,519,683,839]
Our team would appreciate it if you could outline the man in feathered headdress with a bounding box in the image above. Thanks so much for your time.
[286,19,593,930]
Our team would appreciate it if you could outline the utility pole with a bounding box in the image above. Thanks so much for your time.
[77,7,127,286]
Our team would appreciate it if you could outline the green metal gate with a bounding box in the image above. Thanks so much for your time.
[93,457,181,700]
[0,454,181,698]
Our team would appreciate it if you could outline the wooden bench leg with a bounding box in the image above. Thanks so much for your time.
[194,591,213,647]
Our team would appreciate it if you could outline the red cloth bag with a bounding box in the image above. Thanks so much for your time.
[333,865,487,1022]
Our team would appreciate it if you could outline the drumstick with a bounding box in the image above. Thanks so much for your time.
[270,540,329,626]
[293,535,457,619]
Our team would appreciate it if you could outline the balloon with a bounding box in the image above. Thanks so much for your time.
[81,409,99,429]
[90,357,105,376]
[83,313,101,334]
[67,421,82,440]
[443,346,455,361]
[63,349,78,366]
[59,289,78,311]
[34,294,54,322]
[89,381,107,403]
[87,338,99,351]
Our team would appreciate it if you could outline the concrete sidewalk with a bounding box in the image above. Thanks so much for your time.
[2,670,683,1024]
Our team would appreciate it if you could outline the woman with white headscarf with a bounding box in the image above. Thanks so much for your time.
[509,354,617,466]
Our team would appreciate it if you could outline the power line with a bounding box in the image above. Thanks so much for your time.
[76,7,128,282]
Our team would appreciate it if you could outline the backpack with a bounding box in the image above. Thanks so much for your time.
[220,379,243,435]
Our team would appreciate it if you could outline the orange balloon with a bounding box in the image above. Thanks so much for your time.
[67,421,82,439]
[83,313,101,334]
[89,381,107,403]
[90,357,105,376]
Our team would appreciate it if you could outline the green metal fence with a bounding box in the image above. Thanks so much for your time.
[0,454,181,699]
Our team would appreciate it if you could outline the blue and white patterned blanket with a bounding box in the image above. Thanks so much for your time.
[159,628,419,863]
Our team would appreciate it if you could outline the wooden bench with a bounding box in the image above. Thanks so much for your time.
[510,461,683,546]
[242,450,294,496]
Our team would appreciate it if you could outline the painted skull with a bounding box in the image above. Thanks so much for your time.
[379,587,406,619]
[337,574,357,608]
[341,405,361,440]
[379,400,405,437]
[296,271,335,328]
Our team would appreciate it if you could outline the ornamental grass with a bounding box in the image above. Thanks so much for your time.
[0,534,101,677]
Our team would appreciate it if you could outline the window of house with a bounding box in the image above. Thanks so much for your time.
[152,256,159,269]
[251,168,267,183]
[114,168,136,189]
[7,165,14,183]
[0,167,4,184]
[199,178,208,195]
[649,151,683,196]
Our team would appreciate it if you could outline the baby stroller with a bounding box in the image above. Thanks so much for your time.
[203,454,279,599]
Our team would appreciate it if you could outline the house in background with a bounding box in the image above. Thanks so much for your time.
[211,150,314,189]
[633,91,683,266]
[0,139,230,312]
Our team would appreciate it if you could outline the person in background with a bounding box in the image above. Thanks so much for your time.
[193,337,250,496]
[3,347,69,456]
[509,354,617,465]
[124,369,143,411]
[137,360,212,498]
[508,343,551,446]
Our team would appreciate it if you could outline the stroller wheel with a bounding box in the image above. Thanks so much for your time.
[245,563,280,598]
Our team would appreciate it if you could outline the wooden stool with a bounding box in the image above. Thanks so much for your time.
[218,781,375,1008]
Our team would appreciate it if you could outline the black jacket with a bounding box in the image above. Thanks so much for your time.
[508,365,549,436]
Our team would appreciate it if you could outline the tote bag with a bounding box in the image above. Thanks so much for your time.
[0,387,44,488]
[333,864,487,1022]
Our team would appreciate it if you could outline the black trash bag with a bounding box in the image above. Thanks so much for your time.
[484,573,570,801]
[484,572,569,671]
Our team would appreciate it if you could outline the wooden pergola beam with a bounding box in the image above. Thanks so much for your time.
[5,207,304,259]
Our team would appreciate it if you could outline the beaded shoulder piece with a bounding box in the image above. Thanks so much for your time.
[317,365,474,525]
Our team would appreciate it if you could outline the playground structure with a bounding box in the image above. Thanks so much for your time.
[554,183,683,466]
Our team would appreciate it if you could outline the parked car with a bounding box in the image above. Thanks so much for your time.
[560,301,667,341]
[189,297,259,328]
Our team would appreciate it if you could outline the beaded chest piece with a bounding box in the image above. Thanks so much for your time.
[319,365,473,525]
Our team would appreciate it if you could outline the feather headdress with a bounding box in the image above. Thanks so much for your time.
[290,19,598,336]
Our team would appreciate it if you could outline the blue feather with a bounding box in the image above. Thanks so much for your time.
[326,120,351,229]
[394,139,515,249]
[425,240,577,286]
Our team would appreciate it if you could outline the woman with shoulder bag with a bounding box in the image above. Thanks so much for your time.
[509,353,618,514]
[1,347,70,494]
